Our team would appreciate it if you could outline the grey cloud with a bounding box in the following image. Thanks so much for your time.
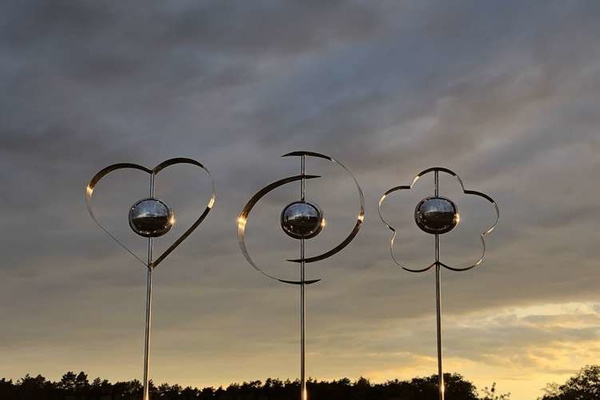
[1,2,600,399]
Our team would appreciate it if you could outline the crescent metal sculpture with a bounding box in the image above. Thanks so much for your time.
[85,157,216,400]
[378,167,498,400]
[238,151,365,284]
[237,151,364,400]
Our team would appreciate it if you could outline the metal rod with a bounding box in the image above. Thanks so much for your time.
[434,170,444,400]
[143,175,156,400]
[435,235,444,400]
[143,255,153,400]
[300,239,307,400]
[299,154,307,400]
[301,155,306,201]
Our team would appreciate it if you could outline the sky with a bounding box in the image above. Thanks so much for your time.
[1,1,599,399]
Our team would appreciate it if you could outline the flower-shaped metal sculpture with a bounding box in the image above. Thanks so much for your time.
[85,158,216,400]
[378,167,498,400]
[238,151,364,400]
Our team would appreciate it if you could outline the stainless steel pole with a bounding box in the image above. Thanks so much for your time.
[300,238,307,400]
[434,170,444,400]
[300,155,308,400]
[143,175,155,400]
[435,245,444,400]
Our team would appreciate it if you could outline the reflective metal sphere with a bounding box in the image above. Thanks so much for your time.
[129,198,175,238]
[281,201,324,240]
[414,196,459,235]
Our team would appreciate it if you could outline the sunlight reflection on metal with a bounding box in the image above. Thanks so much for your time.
[85,158,216,400]
[378,167,499,400]
[237,151,364,400]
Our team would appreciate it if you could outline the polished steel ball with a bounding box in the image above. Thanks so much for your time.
[128,198,175,238]
[280,201,324,240]
[414,196,459,235]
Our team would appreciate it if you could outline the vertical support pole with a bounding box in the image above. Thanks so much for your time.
[300,239,306,400]
[143,254,153,400]
[434,170,444,400]
[435,239,444,400]
[301,155,306,202]
[143,174,155,400]
[300,155,307,400]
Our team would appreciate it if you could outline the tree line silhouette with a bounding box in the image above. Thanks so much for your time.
[3,365,597,400]
[4,363,594,400]
[0,370,511,400]
[13,365,600,400]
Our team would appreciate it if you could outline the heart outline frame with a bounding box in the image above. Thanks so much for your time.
[85,157,216,269]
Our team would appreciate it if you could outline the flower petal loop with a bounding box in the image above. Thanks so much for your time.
[378,167,498,273]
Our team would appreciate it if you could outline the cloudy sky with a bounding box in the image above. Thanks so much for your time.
[1,1,599,399]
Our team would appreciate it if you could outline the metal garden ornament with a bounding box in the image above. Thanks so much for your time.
[379,167,498,400]
[85,158,216,400]
[238,151,364,400]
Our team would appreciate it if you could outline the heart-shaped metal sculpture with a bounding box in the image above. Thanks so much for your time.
[85,157,216,269]
[85,157,215,400]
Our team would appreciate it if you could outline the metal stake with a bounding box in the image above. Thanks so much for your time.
[143,175,155,400]
[434,170,444,400]
[300,155,307,400]
[237,151,365,400]
[435,250,444,400]
[85,158,216,400]
[379,167,499,400]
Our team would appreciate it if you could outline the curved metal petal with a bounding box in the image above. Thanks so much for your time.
[378,167,499,273]
[283,151,365,264]
[85,158,216,269]
[237,174,321,284]
[440,188,499,272]
[378,185,435,273]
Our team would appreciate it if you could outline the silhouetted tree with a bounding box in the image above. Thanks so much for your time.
[542,365,600,400]
[180,386,199,400]
[59,371,77,392]
[199,386,216,400]
[17,373,55,400]
[75,372,90,399]
[158,383,183,399]
[0,378,17,400]
[479,382,510,400]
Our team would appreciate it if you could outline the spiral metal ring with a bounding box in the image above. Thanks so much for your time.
[237,151,365,285]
